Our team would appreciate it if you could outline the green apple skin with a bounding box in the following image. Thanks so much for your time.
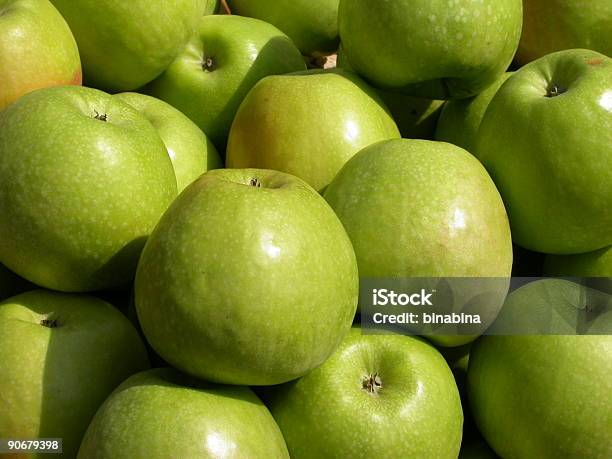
[468,299,612,457]
[227,0,339,56]
[78,368,289,459]
[0,290,149,459]
[147,15,305,149]
[517,0,612,65]
[49,0,202,92]
[0,263,32,302]
[0,0,81,109]
[227,69,400,192]
[477,49,612,254]
[337,45,443,139]
[202,0,219,15]
[264,327,463,458]
[135,168,358,385]
[545,245,612,277]
[338,0,522,99]
[435,72,513,154]
[114,92,222,193]
[0,86,177,292]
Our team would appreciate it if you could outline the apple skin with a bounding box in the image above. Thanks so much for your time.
[324,139,513,345]
[78,368,289,459]
[114,92,222,193]
[517,0,612,65]
[202,0,219,15]
[0,0,81,109]
[263,327,463,458]
[468,285,612,457]
[49,0,202,91]
[227,0,339,57]
[147,14,305,149]
[337,45,443,139]
[545,245,612,278]
[477,49,612,254]
[227,69,400,192]
[0,86,177,292]
[0,290,149,459]
[135,168,358,385]
[338,0,522,99]
[435,72,512,154]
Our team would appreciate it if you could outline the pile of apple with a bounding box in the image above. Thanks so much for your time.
[0,0,611,458]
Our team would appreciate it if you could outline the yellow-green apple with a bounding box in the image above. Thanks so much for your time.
[147,15,305,149]
[435,72,513,154]
[469,281,612,457]
[0,0,81,109]
[337,45,443,139]
[517,0,612,65]
[263,327,463,458]
[0,290,149,458]
[0,263,32,301]
[338,0,522,99]
[115,92,222,192]
[227,0,339,56]
[135,169,358,385]
[78,368,289,459]
[226,69,400,192]
[545,245,612,277]
[324,139,513,345]
[202,0,218,15]
[50,0,202,91]
[0,86,177,292]
[477,49,612,254]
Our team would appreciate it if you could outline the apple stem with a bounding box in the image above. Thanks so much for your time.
[362,372,383,394]
[249,178,262,188]
[93,110,108,122]
[40,317,60,328]
[202,57,216,72]
[546,84,566,98]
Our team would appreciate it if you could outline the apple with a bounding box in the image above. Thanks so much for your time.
[517,0,612,65]
[337,45,443,139]
[544,246,612,294]
[0,86,177,292]
[114,92,222,192]
[49,0,202,91]
[78,368,289,458]
[338,0,522,99]
[0,262,32,302]
[263,327,463,458]
[0,290,149,458]
[227,69,400,192]
[146,14,305,149]
[0,0,81,109]
[226,0,339,57]
[468,281,612,457]
[435,72,513,154]
[203,0,219,15]
[135,168,358,385]
[477,49,612,254]
[324,139,513,345]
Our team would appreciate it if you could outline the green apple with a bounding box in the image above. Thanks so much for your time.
[0,290,149,458]
[78,368,289,459]
[147,14,305,149]
[50,0,202,91]
[545,245,612,277]
[469,285,612,457]
[135,168,358,385]
[324,139,512,345]
[115,92,222,192]
[202,0,218,15]
[0,262,32,302]
[517,0,612,65]
[337,45,443,139]
[0,86,177,292]
[0,0,81,109]
[338,0,522,99]
[435,72,513,154]
[227,0,339,56]
[477,49,612,254]
[227,69,400,192]
[264,327,463,458]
